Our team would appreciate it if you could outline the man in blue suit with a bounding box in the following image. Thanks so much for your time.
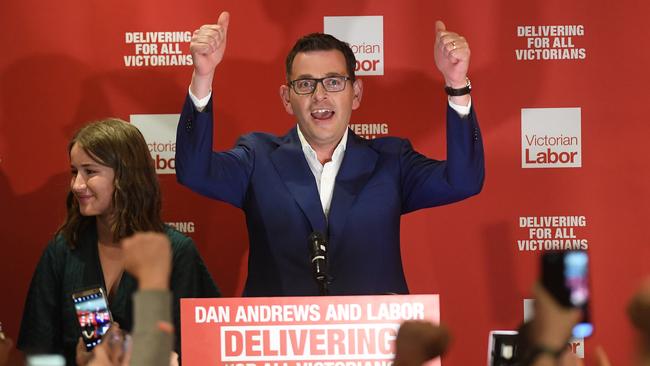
[176,12,484,296]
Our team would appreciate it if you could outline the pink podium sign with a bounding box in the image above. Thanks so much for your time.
[181,295,440,366]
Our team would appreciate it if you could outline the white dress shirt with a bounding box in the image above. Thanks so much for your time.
[296,126,347,218]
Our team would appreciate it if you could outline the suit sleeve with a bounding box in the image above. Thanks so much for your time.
[400,105,485,213]
[175,95,254,208]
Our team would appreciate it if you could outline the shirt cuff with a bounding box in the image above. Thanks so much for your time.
[188,86,212,112]
[448,97,472,117]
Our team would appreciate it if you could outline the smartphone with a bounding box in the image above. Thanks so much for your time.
[71,287,113,351]
[541,250,593,338]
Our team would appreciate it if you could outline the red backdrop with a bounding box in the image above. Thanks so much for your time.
[1,0,649,364]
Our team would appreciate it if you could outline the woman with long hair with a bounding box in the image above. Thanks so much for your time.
[17,118,220,364]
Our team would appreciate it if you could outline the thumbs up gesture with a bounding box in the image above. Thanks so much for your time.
[190,11,230,98]
[434,20,470,90]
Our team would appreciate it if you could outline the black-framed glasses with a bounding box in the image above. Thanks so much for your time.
[288,76,351,95]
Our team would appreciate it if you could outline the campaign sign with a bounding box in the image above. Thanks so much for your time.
[181,295,440,366]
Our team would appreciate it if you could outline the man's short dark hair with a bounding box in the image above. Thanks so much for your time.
[285,33,357,82]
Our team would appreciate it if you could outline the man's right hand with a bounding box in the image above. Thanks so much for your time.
[190,11,230,99]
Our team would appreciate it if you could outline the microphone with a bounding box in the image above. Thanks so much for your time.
[308,231,328,295]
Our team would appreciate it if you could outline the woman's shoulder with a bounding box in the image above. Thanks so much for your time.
[163,226,198,252]
[32,234,79,276]
[43,234,73,256]
[46,225,97,252]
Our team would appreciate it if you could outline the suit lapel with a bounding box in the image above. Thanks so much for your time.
[327,130,378,251]
[270,128,328,235]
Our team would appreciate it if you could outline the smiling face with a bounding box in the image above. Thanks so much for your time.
[69,143,116,221]
[280,50,363,154]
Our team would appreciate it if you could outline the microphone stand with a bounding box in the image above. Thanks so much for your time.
[317,276,329,296]
[309,232,330,296]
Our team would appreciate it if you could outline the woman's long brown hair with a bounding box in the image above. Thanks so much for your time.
[57,118,164,247]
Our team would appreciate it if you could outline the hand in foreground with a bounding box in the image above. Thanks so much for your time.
[393,320,450,366]
[628,277,650,365]
[628,276,650,334]
[530,284,582,351]
[0,329,14,366]
[87,324,130,366]
[75,337,93,366]
[122,232,172,290]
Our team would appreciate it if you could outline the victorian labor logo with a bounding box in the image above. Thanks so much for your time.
[324,16,384,76]
[130,114,179,174]
[521,108,582,168]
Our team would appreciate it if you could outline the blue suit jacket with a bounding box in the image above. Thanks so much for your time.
[176,95,484,296]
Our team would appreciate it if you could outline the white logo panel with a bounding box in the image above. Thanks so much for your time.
[324,16,384,76]
[521,108,581,168]
[130,114,179,174]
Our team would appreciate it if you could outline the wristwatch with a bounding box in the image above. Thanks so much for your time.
[444,77,471,96]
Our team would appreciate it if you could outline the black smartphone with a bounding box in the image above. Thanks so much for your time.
[71,287,113,351]
[541,250,593,338]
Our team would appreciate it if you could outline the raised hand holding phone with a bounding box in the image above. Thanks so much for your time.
[541,250,593,338]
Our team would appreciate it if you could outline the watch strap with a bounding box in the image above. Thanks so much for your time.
[445,77,471,96]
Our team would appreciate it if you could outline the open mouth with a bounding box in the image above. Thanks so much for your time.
[311,109,334,120]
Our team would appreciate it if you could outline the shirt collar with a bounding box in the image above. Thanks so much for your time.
[296,125,348,164]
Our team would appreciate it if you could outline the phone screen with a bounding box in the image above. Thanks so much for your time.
[542,250,593,338]
[71,288,113,351]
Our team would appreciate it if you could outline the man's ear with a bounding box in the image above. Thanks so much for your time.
[279,85,294,115]
[351,78,363,110]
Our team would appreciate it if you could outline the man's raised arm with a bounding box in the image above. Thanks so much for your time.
[189,11,230,100]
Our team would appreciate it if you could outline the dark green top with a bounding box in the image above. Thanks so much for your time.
[17,225,220,364]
